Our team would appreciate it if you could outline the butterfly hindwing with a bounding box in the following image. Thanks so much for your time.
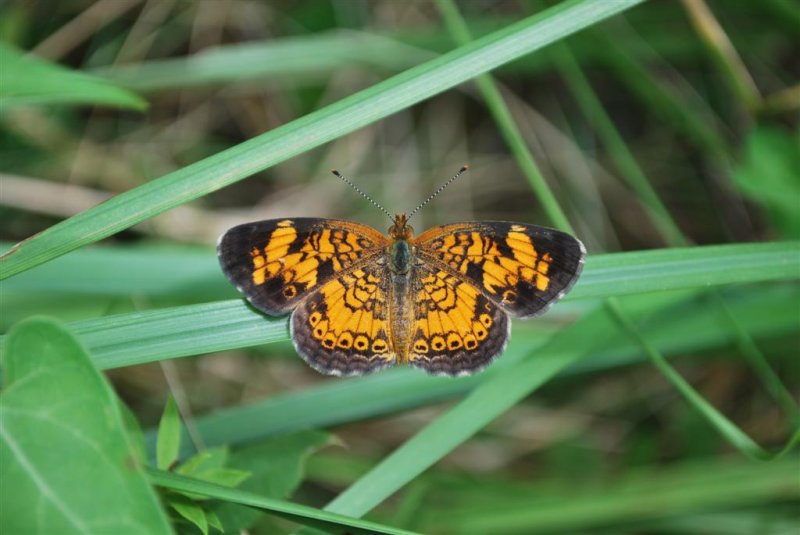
[408,263,510,376]
[217,218,387,315]
[414,221,585,318]
[291,262,396,376]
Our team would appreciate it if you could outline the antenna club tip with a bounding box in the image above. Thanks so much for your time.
[331,169,341,176]
[460,165,469,172]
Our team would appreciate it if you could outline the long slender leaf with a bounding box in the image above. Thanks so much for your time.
[417,457,800,533]
[145,285,798,457]
[0,0,646,279]
[19,242,793,369]
[319,284,798,517]
[607,297,800,461]
[147,468,417,535]
[6,241,797,300]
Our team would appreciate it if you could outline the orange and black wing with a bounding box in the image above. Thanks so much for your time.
[217,218,387,315]
[414,222,584,319]
[407,263,509,376]
[291,262,396,376]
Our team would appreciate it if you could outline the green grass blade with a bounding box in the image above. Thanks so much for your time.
[318,295,652,517]
[0,0,646,280]
[0,42,147,110]
[606,297,800,461]
[549,42,687,246]
[146,468,417,535]
[436,0,574,233]
[5,242,793,369]
[418,457,800,533]
[146,285,798,457]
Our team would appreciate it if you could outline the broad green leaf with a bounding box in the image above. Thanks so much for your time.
[119,399,149,466]
[0,42,146,110]
[0,317,172,534]
[157,396,181,470]
[148,468,417,535]
[214,431,333,533]
[0,0,646,279]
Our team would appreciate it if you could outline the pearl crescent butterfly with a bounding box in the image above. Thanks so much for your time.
[218,208,585,377]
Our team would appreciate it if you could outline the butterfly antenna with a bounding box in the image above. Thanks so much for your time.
[332,170,393,221]
[407,165,469,220]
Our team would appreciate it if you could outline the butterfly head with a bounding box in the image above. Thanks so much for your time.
[389,213,414,240]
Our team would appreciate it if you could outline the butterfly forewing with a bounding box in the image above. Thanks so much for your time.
[414,221,585,318]
[217,218,388,315]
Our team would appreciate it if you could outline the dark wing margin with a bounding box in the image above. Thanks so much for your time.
[414,221,585,318]
[217,218,387,315]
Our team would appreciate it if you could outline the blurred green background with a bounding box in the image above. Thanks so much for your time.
[1,0,798,534]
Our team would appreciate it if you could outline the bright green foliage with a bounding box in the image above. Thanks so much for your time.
[0,318,172,534]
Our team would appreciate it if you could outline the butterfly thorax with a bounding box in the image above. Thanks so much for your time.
[388,213,415,275]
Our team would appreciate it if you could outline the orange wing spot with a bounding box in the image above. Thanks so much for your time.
[466,233,484,257]
[337,332,353,349]
[536,274,550,291]
[479,313,493,328]
[413,339,429,353]
[353,335,370,351]
[502,290,517,303]
[464,334,478,350]
[482,261,508,294]
[252,267,266,285]
[520,266,536,281]
[308,311,322,327]
[446,333,463,350]
[372,340,389,353]
[536,258,551,275]
[322,333,336,349]
[252,255,265,268]
[312,319,329,340]
[283,285,297,298]
[431,336,446,352]
[473,321,488,340]
[277,219,293,227]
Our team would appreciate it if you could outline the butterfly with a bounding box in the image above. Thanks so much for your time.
[218,205,585,377]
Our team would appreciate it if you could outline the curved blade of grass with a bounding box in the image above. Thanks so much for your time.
[0,0,646,280]
[316,294,660,517]
[93,33,436,92]
[319,289,799,517]
[436,0,573,232]
[0,42,147,110]
[606,297,800,461]
[25,242,793,369]
[6,242,797,301]
[146,468,417,535]
[549,41,687,246]
[147,285,798,458]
